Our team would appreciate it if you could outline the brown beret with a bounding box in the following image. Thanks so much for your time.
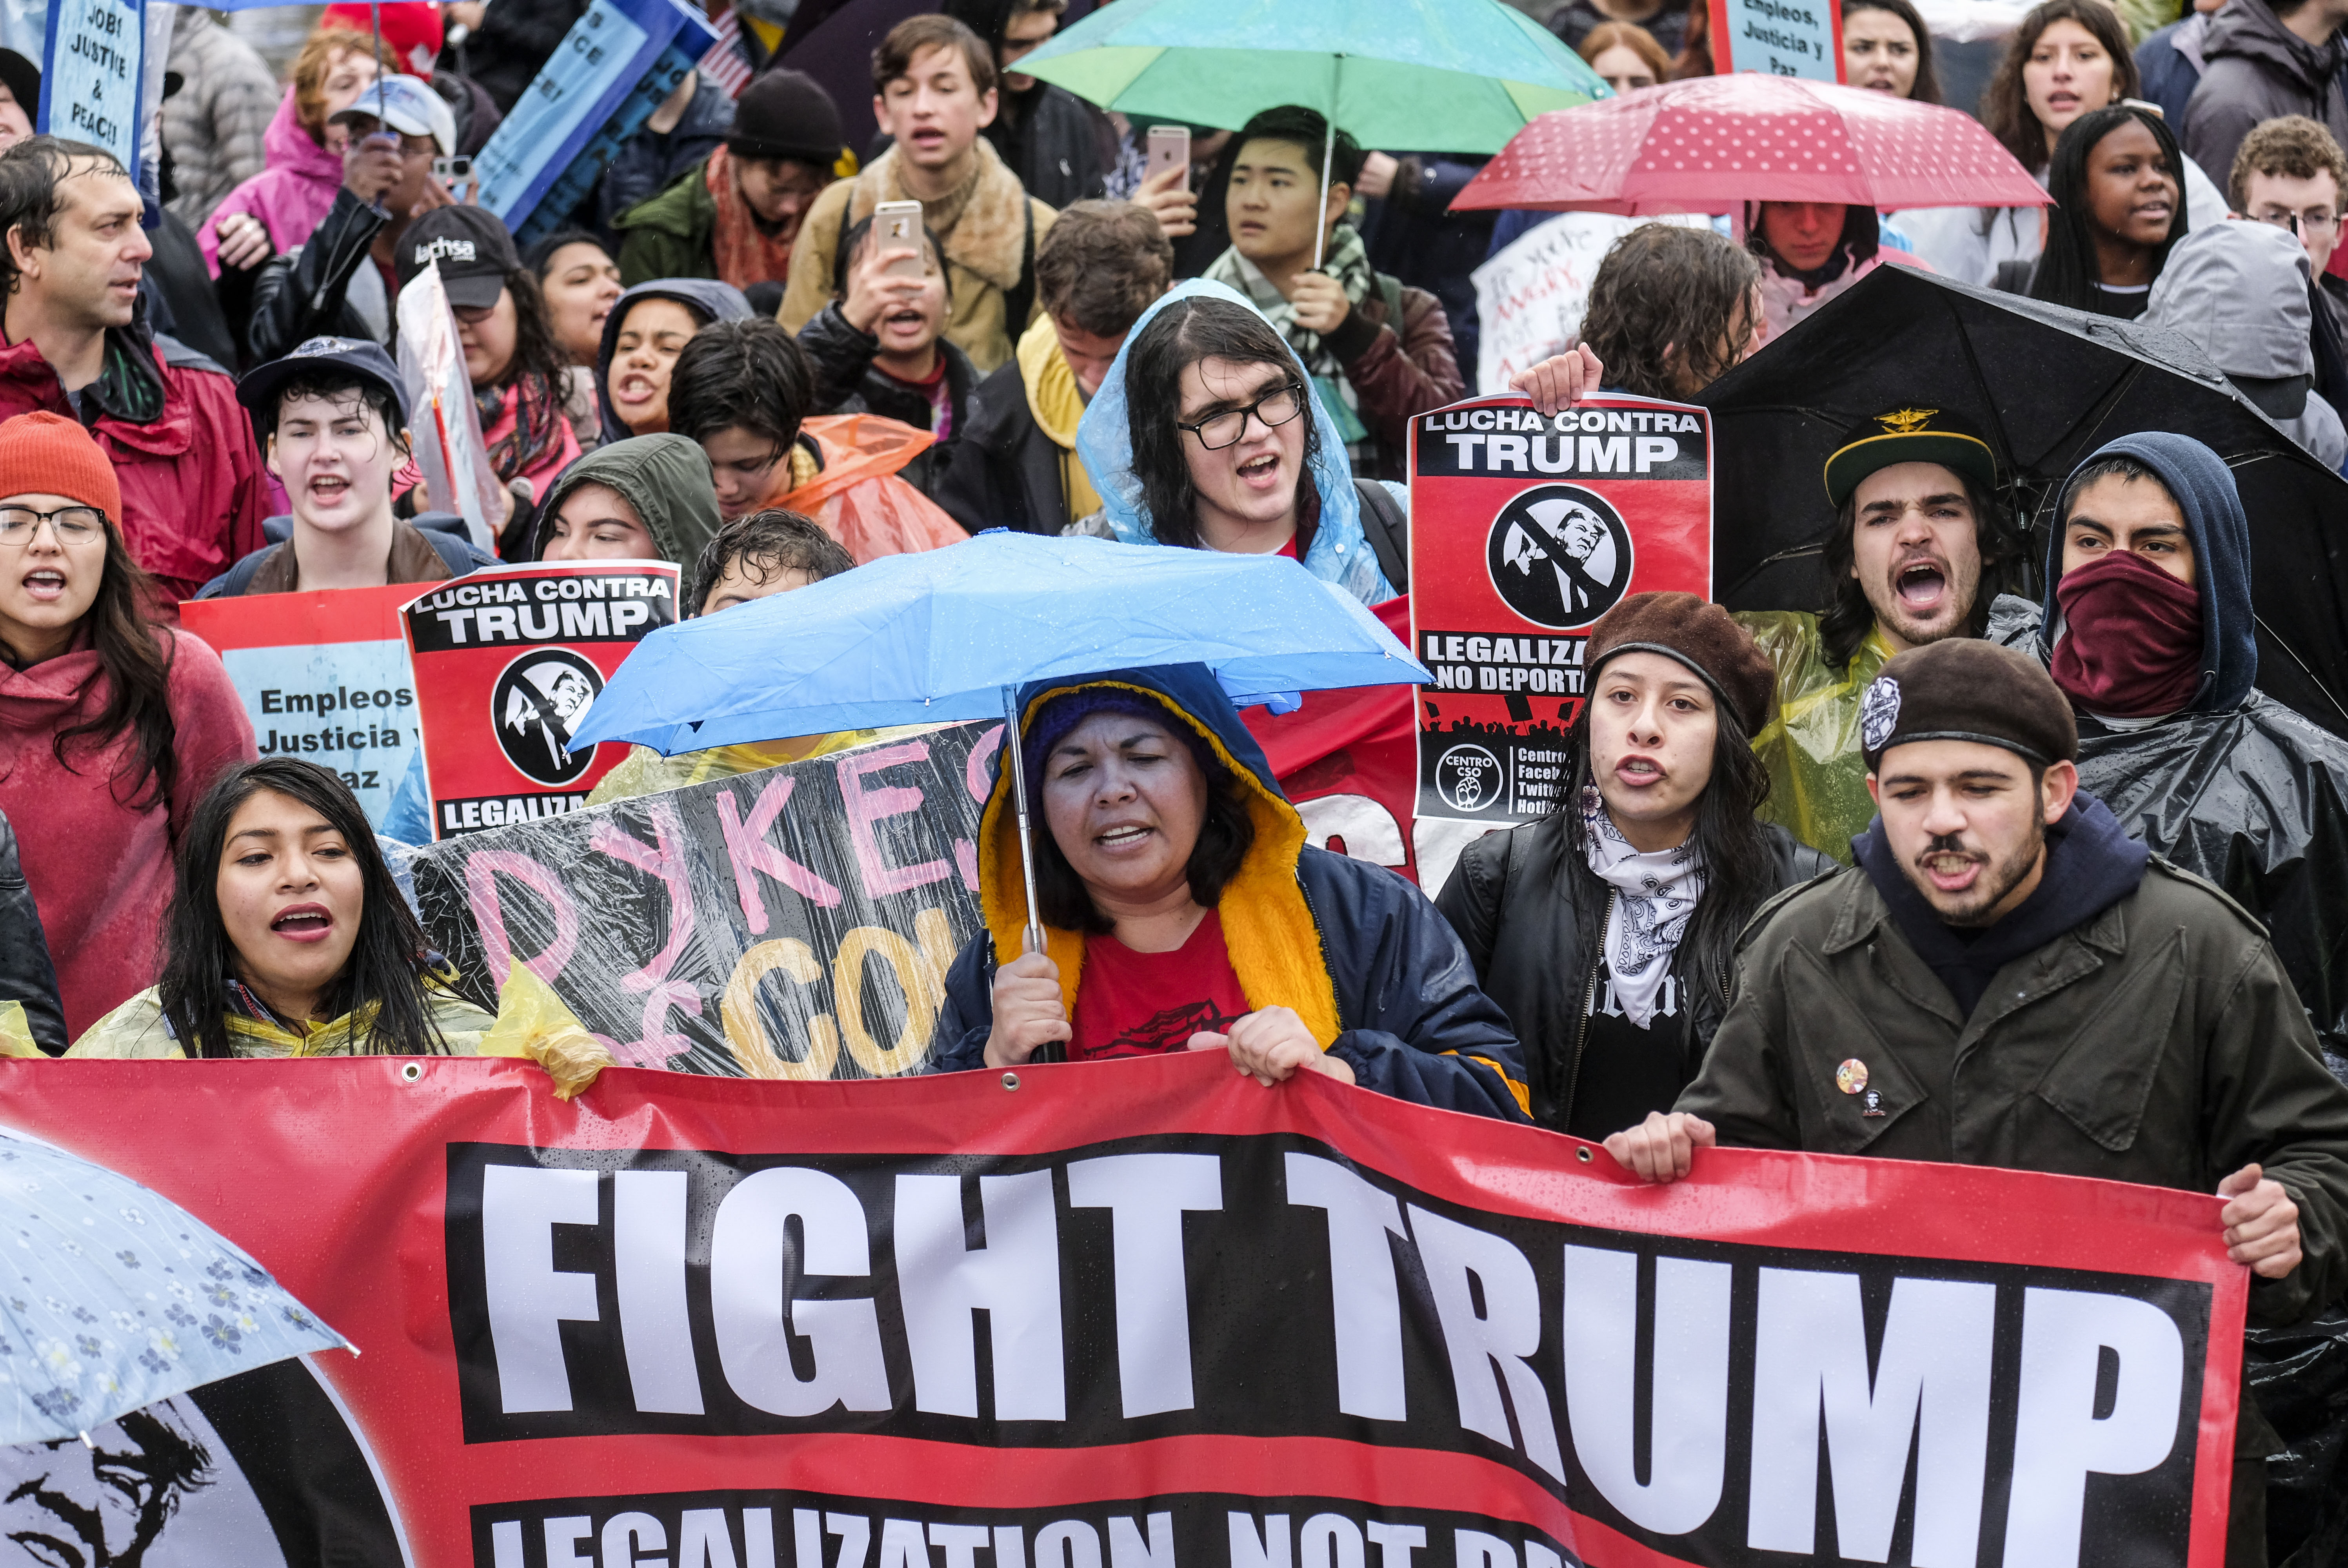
[1586,592,1776,735]
[1860,639,2078,770]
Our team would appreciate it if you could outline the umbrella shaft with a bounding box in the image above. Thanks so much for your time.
[1311,109,1334,270]
[1001,686,1047,956]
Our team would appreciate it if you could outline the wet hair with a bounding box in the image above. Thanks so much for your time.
[158,758,452,1060]
[0,136,126,297]
[1026,693,1257,934]
[1841,0,1941,104]
[1232,105,1366,191]
[1563,680,1776,1001]
[832,214,952,300]
[1036,200,1174,337]
[2030,104,2186,314]
[874,13,996,98]
[1578,22,1674,82]
[1121,295,1323,552]
[668,318,820,449]
[291,25,377,140]
[1579,224,1761,400]
[264,370,410,459]
[2228,114,2348,212]
[1982,0,2137,175]
[1816,468,2027,667]
[691,508,854,614]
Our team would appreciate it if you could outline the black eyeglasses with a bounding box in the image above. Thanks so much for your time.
[1178,380,1307,450]
[0,506,105,546]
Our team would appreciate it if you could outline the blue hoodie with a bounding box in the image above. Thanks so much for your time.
[2040,431,2257,716]
[930,662,1529,1120]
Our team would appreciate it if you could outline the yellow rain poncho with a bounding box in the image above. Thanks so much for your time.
[587,728,930,806]
[1737,611,1899,866]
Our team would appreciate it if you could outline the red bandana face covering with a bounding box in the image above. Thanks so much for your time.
[2050,548,2205,717]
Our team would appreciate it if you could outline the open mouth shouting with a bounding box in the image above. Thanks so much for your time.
[1235,450,1282,490]
[1894,555,1949,615]
[269,902,336,944]
[1917,846,1985,895]
[18,566,67,604]
[1615,752,1667,789]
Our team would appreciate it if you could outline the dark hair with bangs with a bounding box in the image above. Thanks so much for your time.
[1123,295,1321,552]
[1579,224,1761,401]
[0,137,128,296]
[262,370,409,457]
[1981,0,2137,175]
[18,507,181,814]
[2030,104,2187,314]
[1842,0,1941,105]
[158,759,453,1059]
[690,508,854,615]
[1817,468,2028,668]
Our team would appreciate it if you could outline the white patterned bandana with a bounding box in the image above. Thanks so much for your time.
[1580,787,1706,1029]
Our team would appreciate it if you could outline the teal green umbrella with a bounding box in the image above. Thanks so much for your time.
[1018,0,1608,261]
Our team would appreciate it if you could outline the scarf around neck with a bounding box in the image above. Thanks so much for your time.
[1205,223,1378,450]
[2050,550,2205,718]
[707,144,801,292]
[1580,787,1706,1029]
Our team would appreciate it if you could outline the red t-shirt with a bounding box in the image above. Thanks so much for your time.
[1276,534,1299,561]
[1070,910,1252,1060]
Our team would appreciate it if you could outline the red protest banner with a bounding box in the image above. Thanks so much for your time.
[1410,394,1711,826]
[0,1055,2243,1568]
[403,562,681,839]
[1245,597,1422,883]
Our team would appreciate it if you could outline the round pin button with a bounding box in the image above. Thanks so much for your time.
[1835,1058,1869,1095]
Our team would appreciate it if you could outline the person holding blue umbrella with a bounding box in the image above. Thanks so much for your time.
[930,664,1530,1117]
[1070,278,1402,604]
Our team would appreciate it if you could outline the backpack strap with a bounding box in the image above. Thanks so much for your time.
[1376,270,1405,334]
[1351,477,1409,593]
[212,545,276,597]
[1004,200,1039,339]
[422,525,487,577]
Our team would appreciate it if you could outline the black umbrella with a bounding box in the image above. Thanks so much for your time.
[1697,264,2348,735]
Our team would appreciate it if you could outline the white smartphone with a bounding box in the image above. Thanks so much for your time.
[1147,125,1191,192]
[874,200,925,280]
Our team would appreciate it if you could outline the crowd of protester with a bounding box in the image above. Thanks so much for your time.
[1,0,2347,1553]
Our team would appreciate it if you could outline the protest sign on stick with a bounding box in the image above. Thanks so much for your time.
[0,1054,2245,1568]
[1412,394,1712,826]
[412,722,993,1074]
[181,585,422,830]
[40,0,140,173]
[1707,0,1845,79]
[397,258,500,550]
[403,561,680,839]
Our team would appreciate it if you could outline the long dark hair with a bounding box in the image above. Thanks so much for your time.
[1843,0,1941,105]
[39,514,179,811]
[1982,0,2137,174]
[1123,296,1324,552]
[1563,675,1776,997]
[2030,104,2187,313]
[478,268,576,482]
[1815,470,2028,667]
[1580,225,1761,400]
[158,759,452,1059]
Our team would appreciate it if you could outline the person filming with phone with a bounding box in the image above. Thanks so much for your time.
[247,75,469,363]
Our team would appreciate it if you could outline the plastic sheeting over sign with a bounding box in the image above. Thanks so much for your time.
[411,723,995,1076]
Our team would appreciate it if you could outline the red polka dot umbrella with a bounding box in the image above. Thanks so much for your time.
[1452,74,2049,215]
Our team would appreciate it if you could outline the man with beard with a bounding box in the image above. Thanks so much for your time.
[1607,637,2348,1568]
[1735,405,2029,862]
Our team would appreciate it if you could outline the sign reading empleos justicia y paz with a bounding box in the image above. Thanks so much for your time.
[0,1054,2242,1567]
[1707,0,1845,81]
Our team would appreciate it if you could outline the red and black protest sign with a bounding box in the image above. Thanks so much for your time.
[1410,394,1712,824]
[0,1054,2243,1568]
[403,562,681,838]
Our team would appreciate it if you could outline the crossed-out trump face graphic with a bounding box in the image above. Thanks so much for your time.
[1487,485,1632,630]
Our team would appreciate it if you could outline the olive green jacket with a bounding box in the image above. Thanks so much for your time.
[614,161,719,287]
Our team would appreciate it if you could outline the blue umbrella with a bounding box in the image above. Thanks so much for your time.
[0,1129,351,1445]
[572,530,1430,950]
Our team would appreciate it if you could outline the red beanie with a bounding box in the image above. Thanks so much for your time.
[0,412,122,519]
[322,4,445,75]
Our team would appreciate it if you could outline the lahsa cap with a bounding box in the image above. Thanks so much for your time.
[328,73,456,157]
[397,205,520,310]
[235,336,411,439]
[1824,405,2000,509]
[1858,639,2078,771]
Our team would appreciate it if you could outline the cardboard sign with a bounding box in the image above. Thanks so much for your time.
[181,585,422,830]
[0,1055,2245,1568]
[1411,394,1712,825]
[403,562,680,838]
[1708,0,1845,80]
[40,0,140,172]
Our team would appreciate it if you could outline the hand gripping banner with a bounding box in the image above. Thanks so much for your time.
[0,1055,2243,1568]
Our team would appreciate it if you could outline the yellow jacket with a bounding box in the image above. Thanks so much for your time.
[65,979,497,1059]
[1737,611,1898,867]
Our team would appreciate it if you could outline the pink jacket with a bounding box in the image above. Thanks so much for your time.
[199,90,345,277]
[0,630,256,1036]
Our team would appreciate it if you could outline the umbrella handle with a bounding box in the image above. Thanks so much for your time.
[1001,685,1048,958]
[1311,108,1335,271]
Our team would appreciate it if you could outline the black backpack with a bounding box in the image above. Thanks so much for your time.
[1352,477,1409,593]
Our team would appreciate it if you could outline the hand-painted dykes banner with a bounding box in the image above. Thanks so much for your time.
[0,1058,2243,1568]
[412,724,994,1076]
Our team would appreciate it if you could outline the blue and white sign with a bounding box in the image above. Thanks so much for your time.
[1707,0,1843,82]
[39,0,140,172]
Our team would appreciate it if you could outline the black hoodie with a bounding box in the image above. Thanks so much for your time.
[2183,0,2348,194]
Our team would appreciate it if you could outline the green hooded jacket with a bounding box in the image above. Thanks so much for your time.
[531,434,723,572]
[614,161,718,287]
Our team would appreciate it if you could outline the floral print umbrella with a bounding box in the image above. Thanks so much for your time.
[0,1128,349,1443]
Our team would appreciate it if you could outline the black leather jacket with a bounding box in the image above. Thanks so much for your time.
[0,806,67,1054]
[1436,811,1832,1133]
[246,187,389,363]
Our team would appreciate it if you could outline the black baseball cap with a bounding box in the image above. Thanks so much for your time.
[397,205,520,310]
[1823,406,2000,509]
[236,336,411,439]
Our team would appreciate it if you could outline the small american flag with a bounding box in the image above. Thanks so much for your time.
[698,7,754,98]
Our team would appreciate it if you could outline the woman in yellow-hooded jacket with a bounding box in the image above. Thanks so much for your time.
[70,757,498,1060]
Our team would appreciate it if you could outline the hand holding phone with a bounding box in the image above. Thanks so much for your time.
[874,200,926,281]
[1146,125,1191,193]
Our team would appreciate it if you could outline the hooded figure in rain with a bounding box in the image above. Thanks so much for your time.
[1500,496,1619,625]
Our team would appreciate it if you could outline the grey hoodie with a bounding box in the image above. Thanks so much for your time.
[593,278,754,446]
[2183,0,2348,194]
[2144,218,2348,470]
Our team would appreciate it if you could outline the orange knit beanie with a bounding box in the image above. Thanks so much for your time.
[0,412,121,519]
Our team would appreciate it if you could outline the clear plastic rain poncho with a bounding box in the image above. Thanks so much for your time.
[1073,278,1396,606]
